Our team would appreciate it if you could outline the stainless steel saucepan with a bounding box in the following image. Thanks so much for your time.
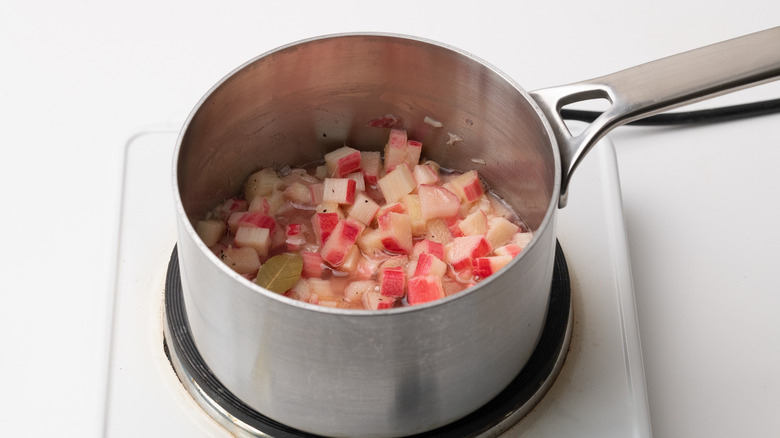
[173,28,780,437]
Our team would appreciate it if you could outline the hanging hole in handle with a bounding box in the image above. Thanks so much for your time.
[556,89,613,137]
[560,97,612,136]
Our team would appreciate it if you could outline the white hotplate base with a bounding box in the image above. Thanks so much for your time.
[104,130,651,437]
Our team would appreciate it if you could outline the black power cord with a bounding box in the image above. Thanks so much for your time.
[560,98,780,125]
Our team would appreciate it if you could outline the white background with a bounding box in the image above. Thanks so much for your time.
[1,2,778,437]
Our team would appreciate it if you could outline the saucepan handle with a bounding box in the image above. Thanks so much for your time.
[530,27,780,208]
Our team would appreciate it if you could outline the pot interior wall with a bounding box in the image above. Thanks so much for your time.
[177,34,558,231]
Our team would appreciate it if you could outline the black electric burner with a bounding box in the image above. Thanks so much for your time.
[163,241,571,438]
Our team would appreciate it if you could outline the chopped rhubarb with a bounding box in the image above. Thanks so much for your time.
[401,194,426,236]
[356,228,385,258]
[407,275,445,305]
[418,184,460,220]
[377,164,416,204]
[228,211,276,235]
[312,212,339,246]
[412,239,445,261]
[494,243,523,258]
[348,192,380,226]
[383,128,408,172]
[213,198,248,221]
[219,246,261,275]
[486,216,520,249]
[404,140,422,170]
[234,226,272,258]
[458,210,488,236]
[324,146,361,177]
[197,219,226,247]
[344,280,379,303]
[511,232,533,250]
[360,151,382,186]
[320,218,364,267]
[339,245,362,274]
[363,290,396,310]
[413,253,447,278]
[301,251,324,278]
[244,168,280,200]
[448,235,492,271]
[412,163,439,186]
[379,267,406,297]
[345,172,366,193]
[424,218,454,245]
[450,170,484,203]
[378,212,413,255]
[471,255,513,279]
[323,178,357,205]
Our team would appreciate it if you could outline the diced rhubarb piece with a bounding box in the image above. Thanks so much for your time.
[378,212,413,255]
[283,181,312,205]
[458,210,488,236]
[324,146,361,177]
[354,256,380,280]
[401,194,426,236]
[309,183,325,205]
[404,139,422,170]
[511,231,533,250]
[308,278,336,299]
[320,218,364,267]
[412,163,439,186]
[471,255,513,279]
[344,280,379,303]
[418,184,460,220]
[196,219,226,247]
[285,223,306,251]
[234,226,272,258]
[356,227,385,257]
[301,251,324,278]
[219,246,261,275]
[407,275,445,305]
[412,239,445,261]
[413,252,447,278]
[312,212,339,246]
[494,243,523,258]
[448,235,492,271]
[348,192,380,226]
[486,216,521,249]
[380,255,410,270]
[248,190,285,215]
[288,278,312,302]
[322,178,356,205]
[363,290,396,310]
[376,201,406,220]
[360,151,382,186]
[244,168,280,200]
[228,211,276,234]
[377,164,416,204]
[213,198,248,221]
[345,172,366,193]
[383,128,408,172]
[450,170,484,203]
[315,202,342,216]
[339,245,361,274]
[424,218,454,245]
[380,266,406,297]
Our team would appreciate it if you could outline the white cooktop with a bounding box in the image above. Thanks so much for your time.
[103,130,651,437]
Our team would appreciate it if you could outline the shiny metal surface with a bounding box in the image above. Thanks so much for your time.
[174,34,559,437]
[530,26,780,207]
[173,30,780,437]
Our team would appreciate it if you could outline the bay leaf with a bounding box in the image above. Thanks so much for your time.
[255,253,303,294]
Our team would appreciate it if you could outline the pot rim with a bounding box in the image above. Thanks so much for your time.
[171,31,563,316]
